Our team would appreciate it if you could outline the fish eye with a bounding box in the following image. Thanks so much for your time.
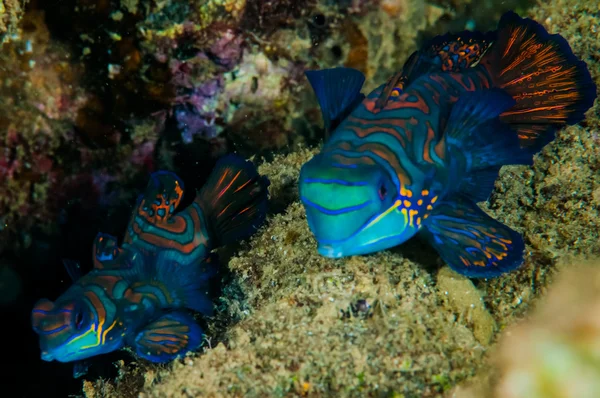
[75,311,84,330]
[378,183,388,200]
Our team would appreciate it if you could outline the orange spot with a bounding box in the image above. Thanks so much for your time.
[409,209,419,226]
[422,121,436,164]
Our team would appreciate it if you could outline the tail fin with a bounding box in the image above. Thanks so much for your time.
[196,153,270,247]
[480,11,597,150]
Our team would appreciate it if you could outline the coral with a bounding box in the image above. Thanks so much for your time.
[0,10,162,255]
[0,0,27,43]
[172,76,224,143]
[0,10,88,252]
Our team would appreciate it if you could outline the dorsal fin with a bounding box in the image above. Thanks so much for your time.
[92,232,124,269]
[305,67,366,139]
[62,259,83,282]
[375,30,495,110]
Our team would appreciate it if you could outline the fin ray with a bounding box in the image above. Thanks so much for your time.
[62,259,83,282]
[376,30,495,108]
[132,312,204,363]
[445,89,535,193]
[421,195,525,278]
[480,11,597,149]
[305,67,366,136]
[196,153,269,247]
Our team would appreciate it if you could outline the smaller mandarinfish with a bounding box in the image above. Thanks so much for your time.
[31,154,269,374]
[299,11,597,278]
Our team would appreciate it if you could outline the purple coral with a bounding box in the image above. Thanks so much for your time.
[165,29,245,144]
[207,29,244,69]
[172,76,224,143]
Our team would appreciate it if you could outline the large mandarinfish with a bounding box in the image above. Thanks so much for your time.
[31,154,269,375]
[299,11,597,278]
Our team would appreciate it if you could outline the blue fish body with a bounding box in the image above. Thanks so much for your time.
[299,11,597,277]
[32,154,269,364]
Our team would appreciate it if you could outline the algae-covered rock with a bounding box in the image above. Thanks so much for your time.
[0,0,27,43]
[437,267,497,346]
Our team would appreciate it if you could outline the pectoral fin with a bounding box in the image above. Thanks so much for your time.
[73,360,90,379]
[132,312,204,363]
[421,195,525,278]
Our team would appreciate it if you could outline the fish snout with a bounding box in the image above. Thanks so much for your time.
[40,350,54,361]
[317,244,344,258]
[31,298,56,332]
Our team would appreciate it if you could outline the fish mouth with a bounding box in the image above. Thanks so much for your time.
[317,244,345,258]
[41,350,78,362]
[41,351,54,361]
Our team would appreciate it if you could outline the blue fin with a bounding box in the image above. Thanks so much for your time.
[92,232,123,269]
[196,153,269,247]
[72,360,90,379]
[445,89,535,198]
[446,88,516,138]
[420,195,525,278]
[137,170,186,225]
[458,167,500,203]
[132,311,204,363]
[154,252,218,315]
[62,259,83,282]
[305,67,365,137]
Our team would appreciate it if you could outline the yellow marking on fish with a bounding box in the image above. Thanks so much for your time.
[401,208,408,224]
[68,325,94,346]
[102,321,117,344]
[81,317,106,350]
[409,209,418,227]
[365,199,403,230]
